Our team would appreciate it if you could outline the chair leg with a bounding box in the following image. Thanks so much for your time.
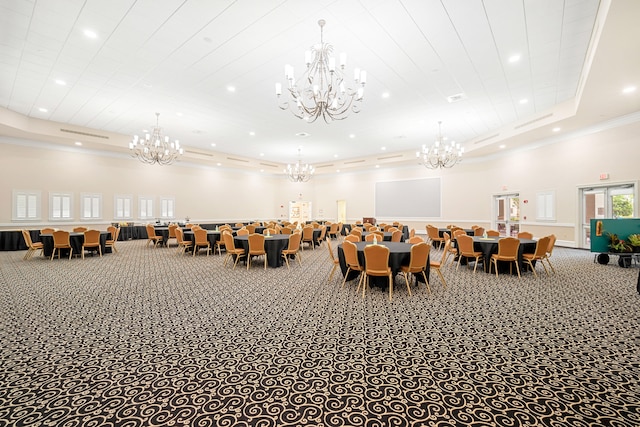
[283,254,290,269]
[434,268,446,289]
[515,261,521,279]
[420,271,431,294]
[388,274,393,301]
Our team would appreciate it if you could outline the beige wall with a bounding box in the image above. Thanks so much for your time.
[2,117,639,247]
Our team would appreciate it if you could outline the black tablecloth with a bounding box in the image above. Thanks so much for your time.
[234,235,291,268]
[0,230,40,251]
[362,231,394,242]
[40,232,110,258]
[337,241,429,286]
[117,225,147,241]
[469,236,537,273]
[438,228,474,237]
[184,230,222,251]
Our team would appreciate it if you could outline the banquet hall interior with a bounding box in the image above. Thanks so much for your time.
[1,0,639,425]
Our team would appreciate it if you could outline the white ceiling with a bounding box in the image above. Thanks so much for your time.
[0,0,638,172]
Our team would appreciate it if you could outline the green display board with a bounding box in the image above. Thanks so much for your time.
[590,218,640,253]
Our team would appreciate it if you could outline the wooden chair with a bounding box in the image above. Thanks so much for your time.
[407,236,424,244]
[425,225,444,249]
[73,226,87,232]
[490,237,521,278]
[391,230,403,242]
[473,227,485,236]
[215,233,226,256]
[41,228,55,235]
[430,239,450,289]
[51,230,72,260]
[22,230,43,260]
[363,244,394,300]
[167,224,178,247]
[145,224,162,247]
[106,226,119,253]
[245,224,257,234]
[326,238,341,283]
[222,231,245,269]
[341,240,364,290]
[542,234,557,274]
[192,228,211,256]
[236,227,249,236]
[173,227,192,255]
[452,229,466,239]
[301,226,315,250]
[280,227,292,235]
[517,231,533,239]
[409,228,415,238]
[247,233,267,269]
[264,227,278,235]
[456,234,484,273]
[442,232,458,267]
[81,229,102,259]
[314,225,327,247]
[400,242,430,295]
[281,232,302,269]
[486,230,500,237]
[344,234,360,243]
[522,236,551,278]
[364,233,378,242]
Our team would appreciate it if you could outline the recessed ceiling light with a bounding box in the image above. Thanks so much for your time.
[499,144,506,149]
[211,143,216,147]
[381,146,386,151]
[622,86,637,94]
[249,131,255,136]
[508,54,521,63]
[552,127,561,132]
[142,129,148,133]
[83,29,97,39]
[260,169,264,173]
[216,162,221,166]
[375,165,380,168]
[176,112,183,117]
[259,152,264,157]
[519,98,528,104]
[349,134,355,138]
[227,86,236,92]
[38,107,48,112]
[333,154,338,158]
[75,141,82,146]
[55,79,66,86]
[382,92,390,99]
[336,169,340,173]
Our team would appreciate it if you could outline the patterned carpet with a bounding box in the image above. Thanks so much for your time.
[0,238,639,426]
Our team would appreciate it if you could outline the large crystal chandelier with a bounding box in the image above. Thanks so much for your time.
[285,148,314,182]
[275,19,366,123]
[129,112,183,165]
[416,121,464,169]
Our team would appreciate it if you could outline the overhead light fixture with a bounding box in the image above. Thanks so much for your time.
[416,121,463,169]
[129,112,183,165]
[275,19,366,123]
[284,148,314,182]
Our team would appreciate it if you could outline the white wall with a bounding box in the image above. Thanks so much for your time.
[2,116,639,247]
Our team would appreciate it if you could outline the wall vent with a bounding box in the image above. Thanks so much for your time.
[60,128,109,139]
[314,163,335,169]
[474,133,500,145]
[344,159,365,165]
[226,157,249,163]
[377,154,403,160]
[185,149,214,157]
[259,162,278,168]
[514,113,553,130]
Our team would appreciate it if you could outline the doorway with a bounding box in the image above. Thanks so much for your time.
[580,183,636,249]
[337,200,346,224]
[494,194,520,236]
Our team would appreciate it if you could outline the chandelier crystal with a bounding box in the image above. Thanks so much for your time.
[275,19,366,123]
[285,148,314,182]
[416,121,463,169]
[129,112,183,165]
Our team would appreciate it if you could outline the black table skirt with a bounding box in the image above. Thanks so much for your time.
[234,235,290,268]
[0,230,40,251]
[467,236,537,273]
[40,232,110,258]
[337,241,429,286]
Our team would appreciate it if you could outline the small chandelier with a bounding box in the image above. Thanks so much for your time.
[275,19,366,123]
[285,148,314,182]
[129,112,183,165]
[416,121,463,169]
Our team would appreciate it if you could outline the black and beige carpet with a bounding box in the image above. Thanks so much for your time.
[0,239,639,426]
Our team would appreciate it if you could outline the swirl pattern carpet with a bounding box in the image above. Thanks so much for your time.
[0,239,639,426]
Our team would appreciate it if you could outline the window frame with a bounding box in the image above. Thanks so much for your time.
[12,190,41,221]
[49,191,73,221]
[114,194,133,220]
[160,196,175,220]
[81,193,102,220]
[138,196,155,220]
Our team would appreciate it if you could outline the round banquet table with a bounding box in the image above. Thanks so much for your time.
[337,241,429,286]
[466,236,537,273]
[40,232,110,258]
[234,234,291,268]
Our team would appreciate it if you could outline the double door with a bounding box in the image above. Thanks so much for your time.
[580,184,635,249]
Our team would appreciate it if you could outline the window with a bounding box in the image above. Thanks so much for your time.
[114,195,133,220]
[536,191,556,221]
[50,192,73,220]
[160,197,175,219]
[13,190,41,221]
[139,196,154,220]
[81,193,102,220]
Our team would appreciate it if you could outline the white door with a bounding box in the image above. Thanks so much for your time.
[494,194,520,237]
[580,184,635,249]
[337,200,346,223]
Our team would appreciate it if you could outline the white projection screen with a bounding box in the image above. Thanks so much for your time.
[375,177,441,218]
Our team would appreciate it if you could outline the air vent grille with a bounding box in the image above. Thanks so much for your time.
[60,128,109,139]
[514,113,553,130]
[226,157,249,163]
